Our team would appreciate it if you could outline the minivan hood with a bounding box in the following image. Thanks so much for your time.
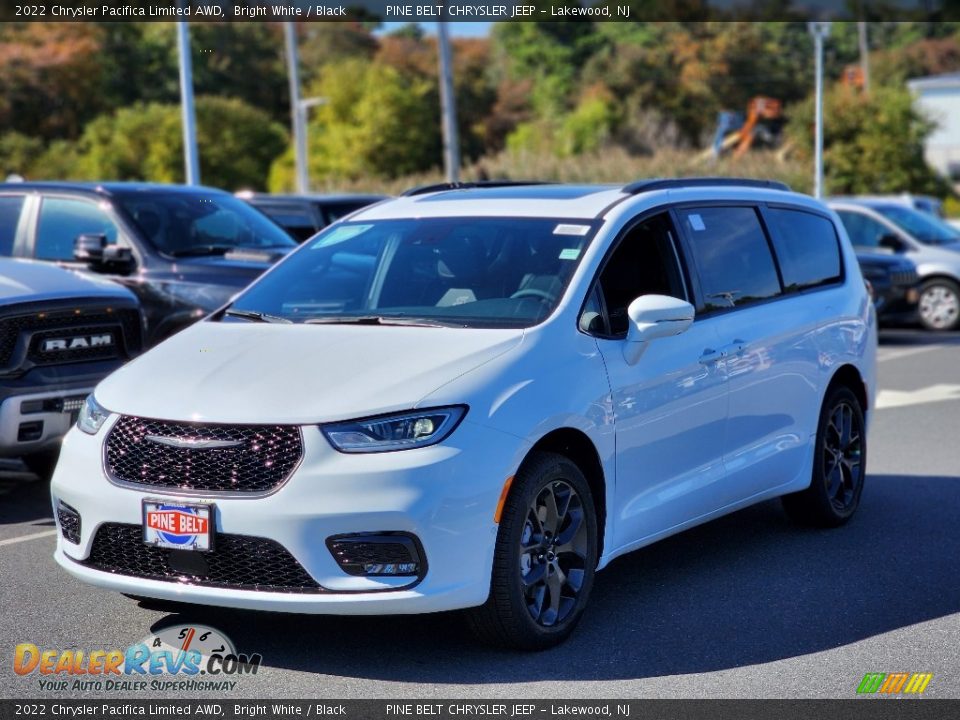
[95,321,524,424]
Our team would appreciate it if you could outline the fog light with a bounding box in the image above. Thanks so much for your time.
[56,500,81,545]
[327,533,424,578]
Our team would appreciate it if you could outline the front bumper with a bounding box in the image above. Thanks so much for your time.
[51,417,527,614]
[0,387,91,457]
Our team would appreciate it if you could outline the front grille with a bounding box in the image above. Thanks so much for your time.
[0,307,141,370]
[105,417,303,493]
[890,270,920,287]
[56,501,81,545]
[84,523,322,592]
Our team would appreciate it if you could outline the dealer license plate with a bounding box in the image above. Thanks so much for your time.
[142,501,213,551]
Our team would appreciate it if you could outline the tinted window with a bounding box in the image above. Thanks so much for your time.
[321,202,376,226]
[114,192,296,255]
[593,213,686,335]
[835,210,891,249]
[0,195,25,256]
[766,208,842,291]
[257,204,316,242]
[679,206,780,311]
[36,197,119,260]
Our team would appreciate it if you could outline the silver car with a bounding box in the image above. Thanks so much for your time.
[829,199,960,331]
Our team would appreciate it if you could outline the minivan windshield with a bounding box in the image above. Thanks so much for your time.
[874,205,959,246]
[114,192,297,256]
[225,217,597,328]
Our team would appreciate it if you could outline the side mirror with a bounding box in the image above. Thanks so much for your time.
[74,233,106,263]
[879,234,906,253]
[623,294,695,365]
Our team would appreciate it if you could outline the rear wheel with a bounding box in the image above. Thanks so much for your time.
[918,278,960,331]
[22,449,60,480]
[466,452,598,650]
[782,385,866,527]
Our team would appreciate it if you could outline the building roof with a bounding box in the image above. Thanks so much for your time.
[908,72,960,91]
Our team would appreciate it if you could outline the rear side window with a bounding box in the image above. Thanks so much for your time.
[766,208,842,291]
[36,197,118,260]
[678,206,780,312]
[0,195,25,256]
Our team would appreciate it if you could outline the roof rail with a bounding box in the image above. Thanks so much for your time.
[623,177,791,194]
[401,180,554,197]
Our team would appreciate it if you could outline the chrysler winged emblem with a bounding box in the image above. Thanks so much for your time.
[144,435,242,450]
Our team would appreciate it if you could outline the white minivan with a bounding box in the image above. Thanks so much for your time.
[52,180,876,649]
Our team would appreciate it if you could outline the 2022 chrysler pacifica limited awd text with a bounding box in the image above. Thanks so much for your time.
[51,180,876,649]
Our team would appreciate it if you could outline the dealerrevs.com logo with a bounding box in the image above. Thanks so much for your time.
[14,624,262,693]
[857,673,933,695]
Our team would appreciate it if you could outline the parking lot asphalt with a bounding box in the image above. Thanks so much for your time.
[2,328,958,700]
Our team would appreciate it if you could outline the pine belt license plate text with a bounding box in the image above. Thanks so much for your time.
[143,501,213,551]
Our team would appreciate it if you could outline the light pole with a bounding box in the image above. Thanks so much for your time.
[436,16,460,183]
[809,21,832,199]
[284,22,309,194]
[858,21,871,93]
[176,20,200,185]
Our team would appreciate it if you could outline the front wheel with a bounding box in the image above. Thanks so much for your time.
[918,278,960,331]
[782,385,866,527]
[466,452,598,650]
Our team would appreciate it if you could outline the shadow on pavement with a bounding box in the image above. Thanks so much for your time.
[0,462,52,527]
[151,472,960,683]
[879,328,960,346]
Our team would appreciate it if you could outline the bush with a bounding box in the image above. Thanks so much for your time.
[787,86,949,196]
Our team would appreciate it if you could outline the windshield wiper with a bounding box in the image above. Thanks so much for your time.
[223,309,292,324]
[167,244,237,258]
[303,315,464,328]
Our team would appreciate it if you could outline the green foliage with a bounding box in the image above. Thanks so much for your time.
[0,133,44,178]
[269,59,440,190]
[74,96,286,190]
[787,86,948,196]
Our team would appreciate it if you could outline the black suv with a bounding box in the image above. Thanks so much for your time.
[0,183,296,345]
[0,258,143,477]
[238,192,387,242]
[856,250,920,325]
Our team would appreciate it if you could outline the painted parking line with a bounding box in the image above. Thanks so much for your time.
[0,529,57,548]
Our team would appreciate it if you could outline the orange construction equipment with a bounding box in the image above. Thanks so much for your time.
[732,96,783,158]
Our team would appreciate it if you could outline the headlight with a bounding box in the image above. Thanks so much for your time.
[77,395,111,435]
[322,406,467,453]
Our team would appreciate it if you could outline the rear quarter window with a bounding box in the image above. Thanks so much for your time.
[766,207,842,291]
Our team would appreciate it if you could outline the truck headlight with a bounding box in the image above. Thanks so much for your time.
[77,395,111,435]
[322,406,467,453]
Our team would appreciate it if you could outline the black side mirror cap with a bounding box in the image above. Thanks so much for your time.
[879,234,906,252]
[74,233,107,262]
[102,245,133,265]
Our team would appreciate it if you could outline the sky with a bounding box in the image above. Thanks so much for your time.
[379,22,492,37]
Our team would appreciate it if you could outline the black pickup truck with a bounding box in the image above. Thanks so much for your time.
[0,258,143,476]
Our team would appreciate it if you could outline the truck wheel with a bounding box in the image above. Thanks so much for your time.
[466,452,598,650]
[22,449,60,480]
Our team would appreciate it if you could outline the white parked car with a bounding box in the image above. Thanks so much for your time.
[52,180,876,649]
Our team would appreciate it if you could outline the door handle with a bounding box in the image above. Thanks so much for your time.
[723,339,747,357]
[699,348,722,365]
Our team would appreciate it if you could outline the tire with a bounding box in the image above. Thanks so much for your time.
[782,385,866,527]
[22,449,60,480]
[918,278,960,331]
[466,451,598,650]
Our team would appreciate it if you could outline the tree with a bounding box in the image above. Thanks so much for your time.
[269,59,440,189]
[75,96,287,190]
[787,86,949,195]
